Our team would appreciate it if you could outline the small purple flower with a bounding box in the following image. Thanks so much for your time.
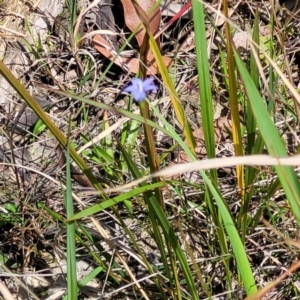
[124,78,158,102]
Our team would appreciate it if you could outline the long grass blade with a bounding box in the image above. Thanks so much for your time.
[235,50,300,225]
[65,125,77,300]
[223,0,244,198]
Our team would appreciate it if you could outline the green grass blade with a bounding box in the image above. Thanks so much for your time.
[148,101,257,295]
[192,0,216,164]
[223,0,244,199]
[62,267,103,300]
[243,11,263,239]
[65,133,77,300]
[117,139,169,299]
[65,0,77,33]
[235,50,300,225]
[147,198,199,300]
[192,0,233,288]
[69,182,166,220]
[147,35,195,151]
[202,175,257,295]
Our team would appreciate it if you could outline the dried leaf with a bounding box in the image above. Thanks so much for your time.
[93,0,173,74]
[232,31,251,52]
[93,34,171,74]
[120,0,161,47]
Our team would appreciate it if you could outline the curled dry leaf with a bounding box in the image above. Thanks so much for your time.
[93,0,172,74]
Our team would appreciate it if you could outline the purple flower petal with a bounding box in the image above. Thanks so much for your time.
[133,90,146,102]
[123,85,135,93]
[131,78,144,87]
[142,78,158,92]
[123,77,157,102]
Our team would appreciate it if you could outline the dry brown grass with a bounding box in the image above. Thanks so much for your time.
[0,0,300,299]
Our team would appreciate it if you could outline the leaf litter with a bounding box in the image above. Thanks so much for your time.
[0,0,300,299]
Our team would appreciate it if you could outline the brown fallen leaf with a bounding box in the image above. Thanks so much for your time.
[93,0,173,74]
[92,34,171,75]
[120,0,161,47]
